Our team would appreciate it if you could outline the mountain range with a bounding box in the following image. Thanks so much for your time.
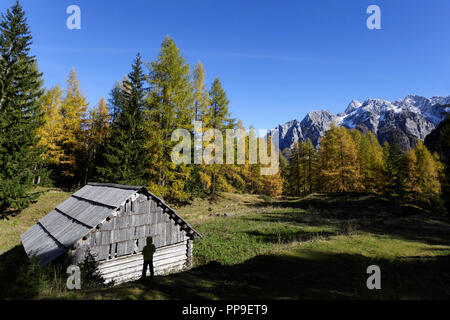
[269,95,450,152]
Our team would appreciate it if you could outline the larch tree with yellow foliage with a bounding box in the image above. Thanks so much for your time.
[37,86,64,167]
[318,126,362,192]
[59,68,89,186]
[405,141,443,207]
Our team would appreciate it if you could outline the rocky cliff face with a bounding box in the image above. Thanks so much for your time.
[269,95,450,152]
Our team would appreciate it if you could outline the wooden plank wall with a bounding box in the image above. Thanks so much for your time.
[97,241,188,285]
[70,193,190,269]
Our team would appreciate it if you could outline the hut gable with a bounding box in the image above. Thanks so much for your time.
[21,183,200,284]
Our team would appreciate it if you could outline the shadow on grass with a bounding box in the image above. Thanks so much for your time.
[245,193,450,247]
[0,245,42,299]
[78,251,450,300]
[245,230,336,244]
[2,245,450,299]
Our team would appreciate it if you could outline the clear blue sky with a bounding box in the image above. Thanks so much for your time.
[4,0,450,130]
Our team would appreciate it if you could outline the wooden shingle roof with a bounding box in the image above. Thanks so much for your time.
[21,183,200,266]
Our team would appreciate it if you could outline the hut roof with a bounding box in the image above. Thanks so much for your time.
[21,183,200,266]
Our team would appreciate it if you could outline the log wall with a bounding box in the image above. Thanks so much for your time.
[67,192,192,284]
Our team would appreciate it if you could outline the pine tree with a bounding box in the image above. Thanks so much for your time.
[97,53,148,185]
[146,37,194,202]
[0,2,44,213]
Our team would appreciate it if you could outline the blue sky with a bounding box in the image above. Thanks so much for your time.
[3,0,450,130]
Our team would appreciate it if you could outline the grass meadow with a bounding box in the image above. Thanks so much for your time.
[1,189,450,299]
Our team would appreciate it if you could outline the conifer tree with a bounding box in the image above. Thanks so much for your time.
[193,61,209,122]
[97,54,148,185]
[358,131,384,192]
[405,141,443,207]
[299,139,318,194]
[260,136,283,197]
[0,2,44,213]
[146,37,194,202]
[202,77,234,197]
[86,97,110,183]
[58,68,88,186]
[287,142,302,196]
[383,137,407,202]
[37,86,64,166]
[279,152,290,195]
[318,126,362,192]
[425,114,450,214]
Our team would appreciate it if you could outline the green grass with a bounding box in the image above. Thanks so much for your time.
[0,187,71,255]
[1,190,450,299]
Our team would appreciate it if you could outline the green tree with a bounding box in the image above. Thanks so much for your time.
[203,77,234,197]
[97,53,148,185]
[287,142,302,196]
[383,138,407,202]
[145,36,194,202]
[85,97,110,183]
[299,139,318,194]
[0,2,44,213]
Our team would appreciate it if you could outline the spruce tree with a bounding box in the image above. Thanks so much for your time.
[288,142,302,196]
[383,137,407,202]
[97,53,148,185]
[299,139,318,194]
[86,97,110,183]
[0,2,44,214]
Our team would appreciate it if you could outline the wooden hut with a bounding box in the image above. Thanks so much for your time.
[21,183,201,285]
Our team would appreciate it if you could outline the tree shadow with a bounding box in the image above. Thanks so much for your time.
[245,193,450,247]
[80,251,450,300]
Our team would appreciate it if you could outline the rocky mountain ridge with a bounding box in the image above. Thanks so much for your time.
[269,95,450,152]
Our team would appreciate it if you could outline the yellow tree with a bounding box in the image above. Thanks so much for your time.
[37,86,64,165]
[193,61,209,122]
[86,97,110,182]
[318,126,362,192]
[405,141,443,206]
[60,68,89,184]
[260,136,283,197]
[358,131,384,192]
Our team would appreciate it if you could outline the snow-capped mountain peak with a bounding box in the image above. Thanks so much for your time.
[269,94,450,152]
